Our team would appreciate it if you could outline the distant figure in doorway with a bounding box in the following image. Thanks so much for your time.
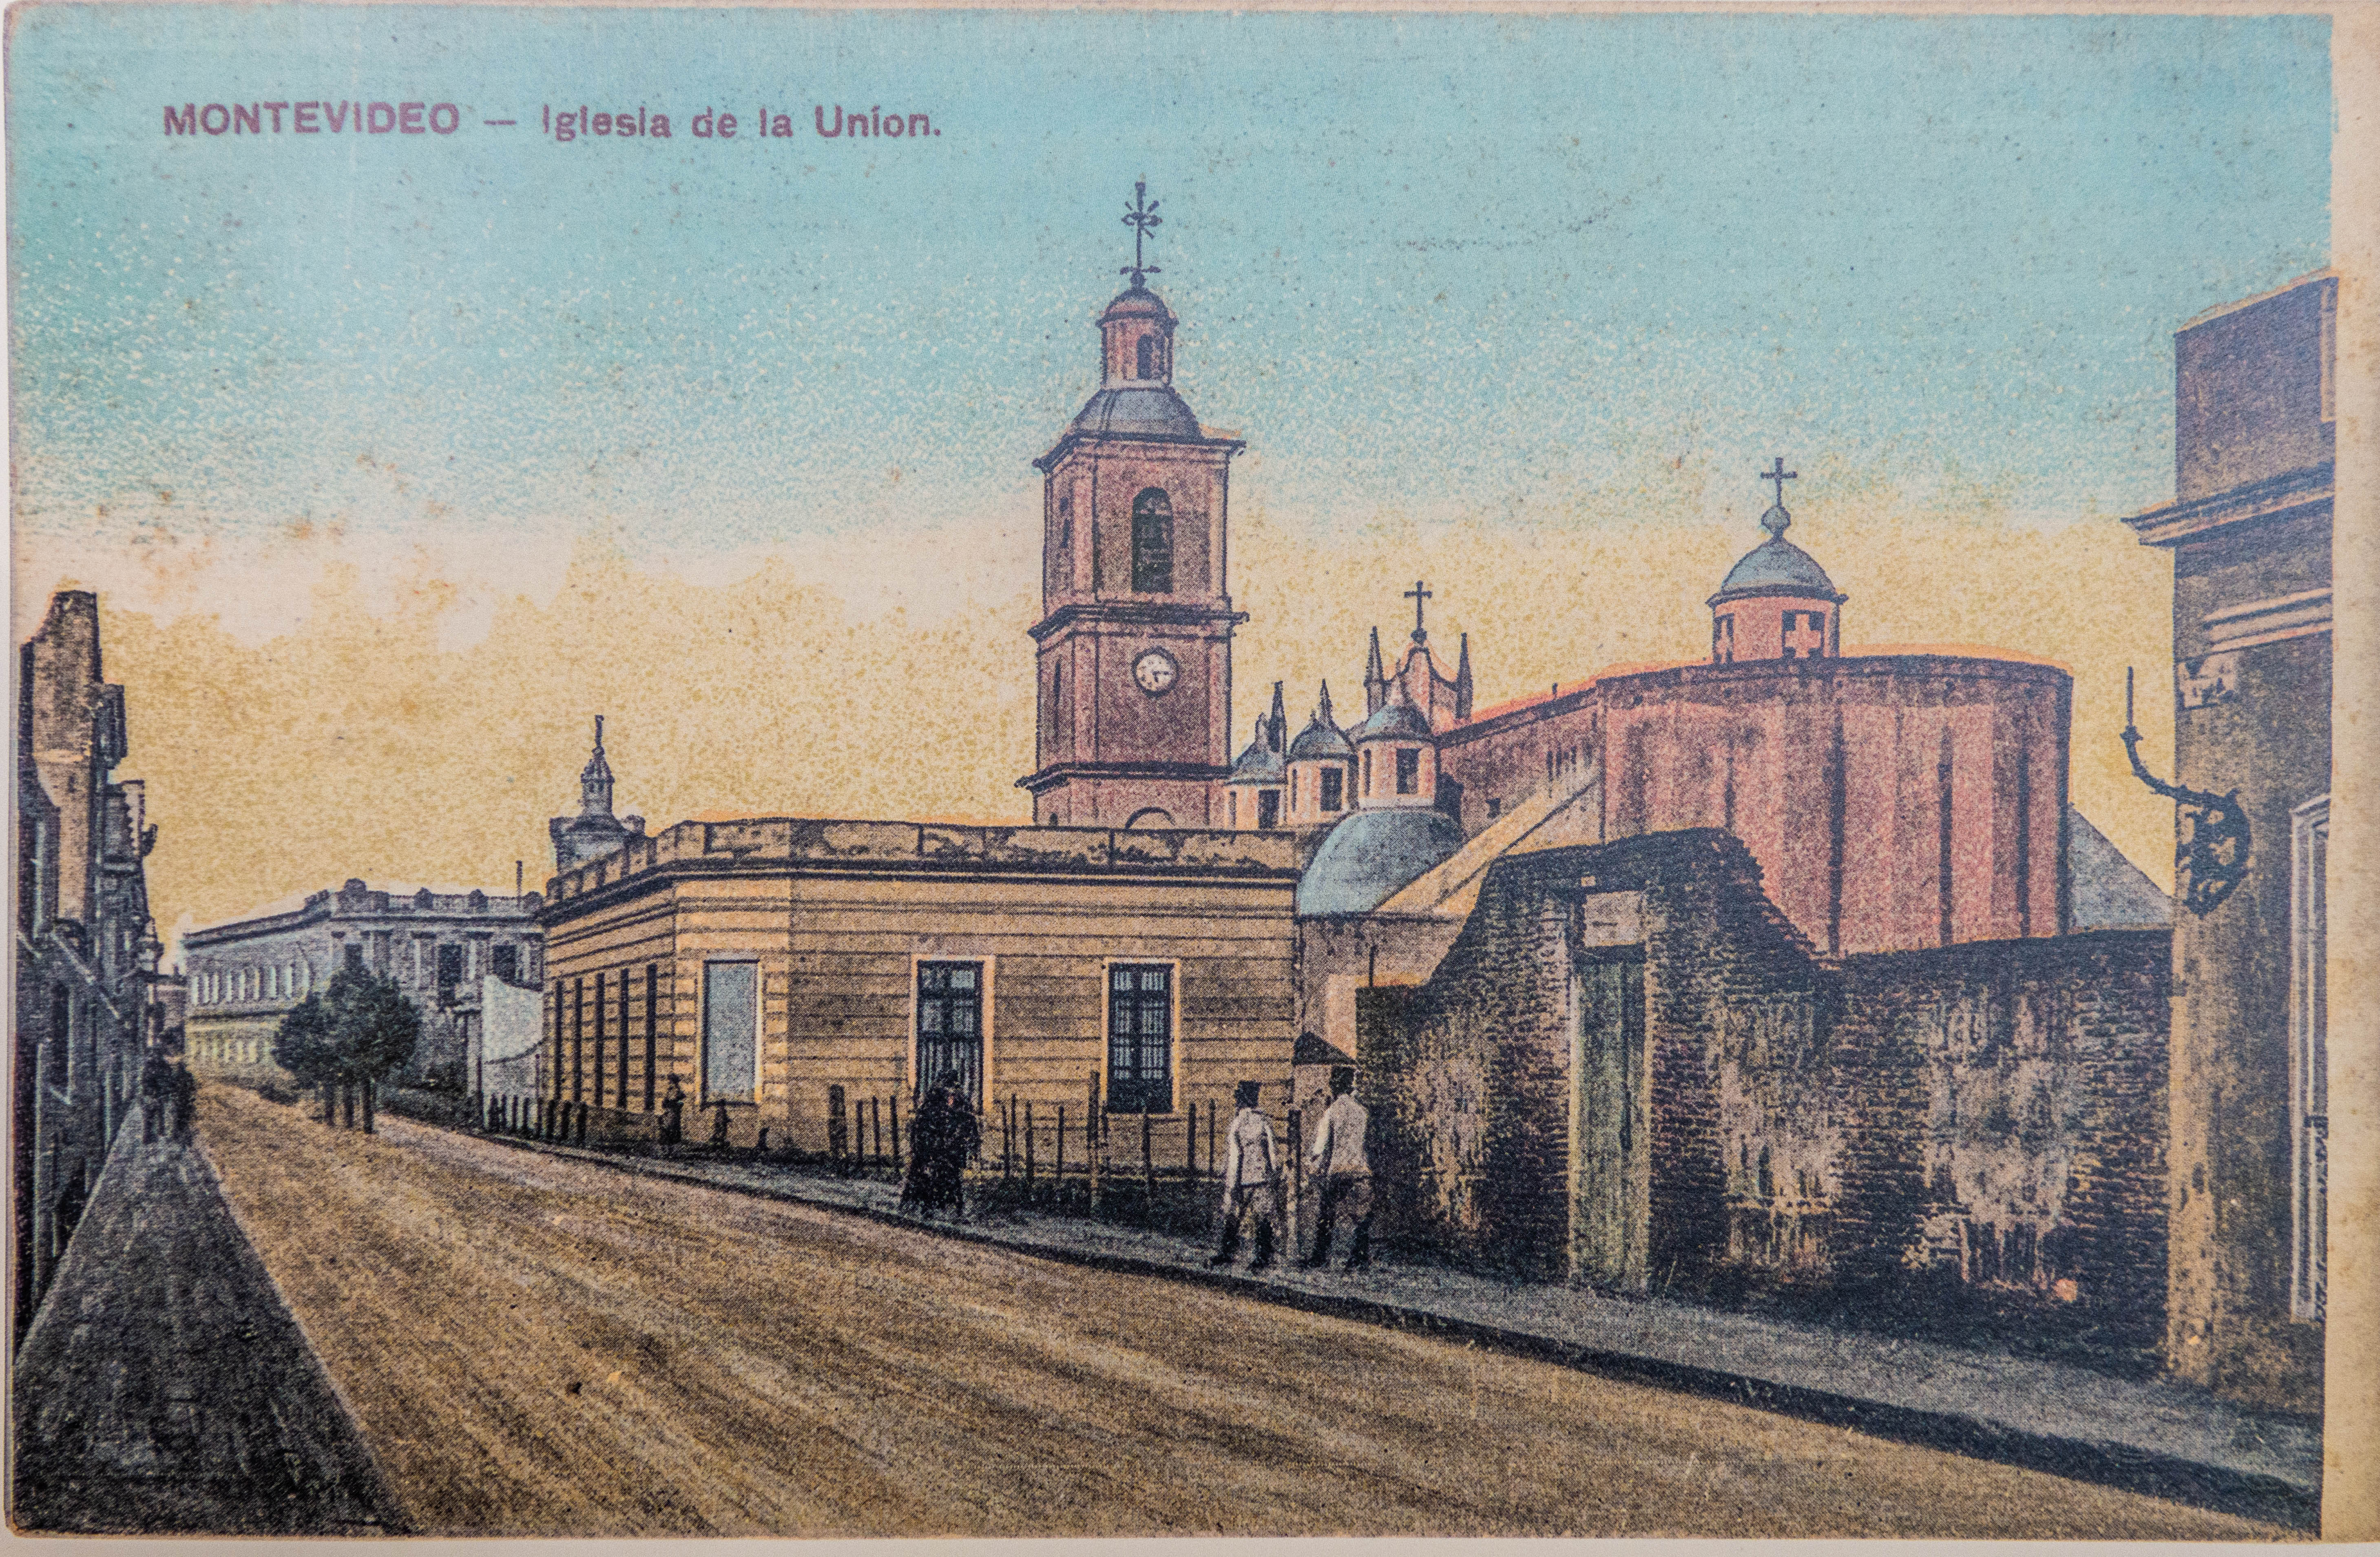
[1212,1080,1281,1271]
[140,1049,174,1143]
[1301,1066,1374,1272]
[708,1097,732,1149]
[658,1077,686,1146]
[901,1071,980,1221]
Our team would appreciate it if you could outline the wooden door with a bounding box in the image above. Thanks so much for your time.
[1571,948,1649,1290]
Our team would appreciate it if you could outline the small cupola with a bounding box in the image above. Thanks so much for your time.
[1350,682,1439,809]
[1708,456,1847,664]
[1225,682,1290,831]
[1284,682,1355,829]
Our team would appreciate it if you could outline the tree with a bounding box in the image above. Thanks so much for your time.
[280,971,422,1131]
[327,970,420,1133]
[272,994,341,1123]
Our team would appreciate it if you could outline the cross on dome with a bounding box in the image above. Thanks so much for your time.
[1759,455,1798,538]
[1404,579,1433,643]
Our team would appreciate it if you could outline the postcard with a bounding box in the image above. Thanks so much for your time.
[7,2,2372,1539]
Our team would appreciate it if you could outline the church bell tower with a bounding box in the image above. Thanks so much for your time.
[1020,183,1247,829]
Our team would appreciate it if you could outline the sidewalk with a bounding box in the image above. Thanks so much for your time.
[11,1105,404,1536]
[478,1127,2320,1530]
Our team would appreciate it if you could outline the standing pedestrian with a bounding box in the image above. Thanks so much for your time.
[932,1073,982,1220]
[902,1071,978,1220]
[900,1079,949,1215]
[1210,1080,1281,1271]
[658,1076,686,1146]
[1300,1065,1374,1271]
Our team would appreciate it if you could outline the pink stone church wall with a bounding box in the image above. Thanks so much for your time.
[1441,654,2069,956]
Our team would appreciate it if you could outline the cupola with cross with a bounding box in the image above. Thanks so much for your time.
[1022,183,1249,830]
[1708,456,1846,663]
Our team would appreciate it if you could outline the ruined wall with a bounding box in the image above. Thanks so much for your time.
[1359,831,2171,1340]
[1823,933,2171,1337]
[1354,870,1576,1276]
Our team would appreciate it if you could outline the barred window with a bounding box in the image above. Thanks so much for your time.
[916,961,984,1107]
[1106,964,1173,1113]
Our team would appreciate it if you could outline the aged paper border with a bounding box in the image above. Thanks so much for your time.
[1,0,2371,1548]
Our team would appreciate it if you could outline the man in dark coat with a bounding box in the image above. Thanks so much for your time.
[902,1072,980,1220]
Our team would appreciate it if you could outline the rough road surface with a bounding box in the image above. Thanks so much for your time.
[196,1086,2293,1539]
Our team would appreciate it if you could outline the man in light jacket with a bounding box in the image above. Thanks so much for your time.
[1210,1080,1281,1271]
[1301,1065,1374,1271]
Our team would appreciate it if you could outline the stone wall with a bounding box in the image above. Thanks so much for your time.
[1358,830,2171,1342]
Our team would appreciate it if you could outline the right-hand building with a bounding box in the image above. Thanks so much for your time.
[2123,269,2335,1408]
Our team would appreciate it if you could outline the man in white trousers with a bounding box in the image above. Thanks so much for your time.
[1211,1080,1281,1271]
[1302,1065,1374,1271]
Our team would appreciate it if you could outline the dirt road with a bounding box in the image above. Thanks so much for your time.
[196,1086,2289,1538]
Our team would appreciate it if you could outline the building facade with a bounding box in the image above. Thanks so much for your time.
[2123,270,2335,1408]
[537,819,1303,1145]
[13,591,168,1344]
[184,879,544,1087]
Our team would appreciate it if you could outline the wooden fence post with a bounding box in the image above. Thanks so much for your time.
[1056,1104,1067,1202]
[890,1092,902,1174]
[828,1085,847,1167]
[1288,1107,1304,1260]
[1088,1072,1102,1213]
[1024,1100,1036,1195]
[870,1096,882,1168]
[1141,1110,1154,1202]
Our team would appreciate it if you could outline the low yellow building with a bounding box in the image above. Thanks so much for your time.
[534,818,1305,1149]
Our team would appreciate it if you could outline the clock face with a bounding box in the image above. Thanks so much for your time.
[1132,649,1180,695]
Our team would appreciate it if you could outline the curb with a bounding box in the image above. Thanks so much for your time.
[459,1124,2318,1532]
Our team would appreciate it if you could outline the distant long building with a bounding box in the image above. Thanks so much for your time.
[184,881,543,1088]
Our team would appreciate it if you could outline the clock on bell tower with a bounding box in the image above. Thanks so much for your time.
[1019,184,1246,829]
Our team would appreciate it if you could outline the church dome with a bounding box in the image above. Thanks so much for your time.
[1351,698,1432,744]
[1294,806,1465,917]
[1100,285,1174,323]
[1709,504,1846,605]
[1071,385,1203,439]
[1287,713,1354,762]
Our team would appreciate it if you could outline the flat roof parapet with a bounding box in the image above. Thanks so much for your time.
[546,817,1310,904]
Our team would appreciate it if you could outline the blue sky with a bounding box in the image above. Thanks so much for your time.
[9,7,2331,591]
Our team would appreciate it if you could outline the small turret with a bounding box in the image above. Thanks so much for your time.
[1284,682,1356,830]
[551,715,635,871]
[1225,682,1291,830]
[1364,627,1389,715]
[1351,679,1439,810]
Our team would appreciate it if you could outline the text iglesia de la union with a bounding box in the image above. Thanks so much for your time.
[160,193,2335,1434]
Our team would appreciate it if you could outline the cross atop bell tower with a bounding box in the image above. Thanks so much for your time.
[1121,179,1163,290]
